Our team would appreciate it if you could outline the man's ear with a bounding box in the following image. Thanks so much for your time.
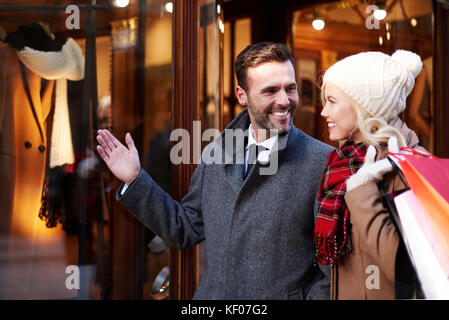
[235,86,248,106]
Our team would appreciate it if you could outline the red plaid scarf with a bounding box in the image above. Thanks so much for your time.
[314,141,367,266]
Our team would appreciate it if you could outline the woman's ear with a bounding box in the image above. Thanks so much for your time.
[235,86,248,106]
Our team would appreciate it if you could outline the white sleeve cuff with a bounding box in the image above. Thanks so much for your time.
[120,183,129,195]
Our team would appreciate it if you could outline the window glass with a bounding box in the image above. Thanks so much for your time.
[292,0,433,152]
[198,0,224,282]
[0,0,172,299]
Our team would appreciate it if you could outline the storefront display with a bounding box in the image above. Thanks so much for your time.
[0,0,174,300]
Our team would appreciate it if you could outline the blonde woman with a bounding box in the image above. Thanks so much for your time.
[315,50,426,299]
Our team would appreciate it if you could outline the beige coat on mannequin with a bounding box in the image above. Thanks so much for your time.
[0,42,54,236]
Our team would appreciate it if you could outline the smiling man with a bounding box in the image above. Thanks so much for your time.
[96,42,333,299]
[235,50,298,139]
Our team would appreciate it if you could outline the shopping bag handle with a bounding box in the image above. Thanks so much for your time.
[386,157,409,190]
[388,147,439,161]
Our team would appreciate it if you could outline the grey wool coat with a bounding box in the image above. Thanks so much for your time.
[117,109,333,299]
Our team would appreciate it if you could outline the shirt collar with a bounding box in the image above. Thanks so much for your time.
[246,123,278,151]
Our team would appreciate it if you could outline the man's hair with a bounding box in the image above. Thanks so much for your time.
[235,42,296,91]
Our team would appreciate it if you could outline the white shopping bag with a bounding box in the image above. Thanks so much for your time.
[394,190,449,299]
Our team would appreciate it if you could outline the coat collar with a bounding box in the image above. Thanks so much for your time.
[217,109,297,193]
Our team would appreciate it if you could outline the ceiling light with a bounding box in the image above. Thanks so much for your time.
[410,18,418,27]
[312,8,325,31]
[165,2,173,13]
[312,18,325,31]
[373,2,387,21]
[113,0,129,8]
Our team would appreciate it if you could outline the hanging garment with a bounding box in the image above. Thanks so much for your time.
[0,42,55,236]
[16,37,85,167]
[0,24,84,236]
[0,24,84,299]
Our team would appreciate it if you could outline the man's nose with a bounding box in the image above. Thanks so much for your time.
[276,90,290,106]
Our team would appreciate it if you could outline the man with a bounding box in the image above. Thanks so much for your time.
[96,42,332,299]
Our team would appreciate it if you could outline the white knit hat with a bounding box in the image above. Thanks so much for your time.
[323,50,423,122]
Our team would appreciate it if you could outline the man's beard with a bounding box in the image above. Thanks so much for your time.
[247,101,298,136]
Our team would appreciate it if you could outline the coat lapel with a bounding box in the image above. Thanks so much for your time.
[19,62,45,143]
[221,109,298,194]
[221,110,250,193]
[224,163,245,194]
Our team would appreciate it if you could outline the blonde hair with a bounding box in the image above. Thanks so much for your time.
[320,83,407,149]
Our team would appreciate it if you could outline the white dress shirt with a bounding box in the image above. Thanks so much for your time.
[244,124,278,176]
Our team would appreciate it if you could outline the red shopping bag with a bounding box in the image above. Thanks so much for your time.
[393,149,449,257]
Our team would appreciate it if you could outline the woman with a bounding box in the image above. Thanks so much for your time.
[315,49,426,299]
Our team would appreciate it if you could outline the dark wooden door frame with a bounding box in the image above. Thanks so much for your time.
[170,0,200,300]
[433,0,449,158]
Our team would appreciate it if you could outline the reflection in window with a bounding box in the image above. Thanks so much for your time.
[0,15,112,299]
[197,0,224,283]
[223,17,251,125]
[0,0,174,300]
[292,0,433,152]
[141,0,173,300]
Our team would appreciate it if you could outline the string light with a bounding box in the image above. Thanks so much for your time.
[218,18,224,34]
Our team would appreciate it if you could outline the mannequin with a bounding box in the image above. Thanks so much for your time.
[1,22,84,236]
[0,22,84,299]
[0,24,55,236]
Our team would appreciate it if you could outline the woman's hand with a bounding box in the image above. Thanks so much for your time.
[96,129,141,185]
[346,137,399,191]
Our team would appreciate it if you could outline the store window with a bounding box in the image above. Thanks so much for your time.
[140,0,172,300]
[0,0,175,300]
[223,16,251,125]
[197,0,224,283]
[292,0,434,152]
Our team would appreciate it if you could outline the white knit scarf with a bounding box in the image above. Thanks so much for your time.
[16,38,85,168]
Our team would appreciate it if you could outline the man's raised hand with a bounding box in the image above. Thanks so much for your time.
[96,129,141,185]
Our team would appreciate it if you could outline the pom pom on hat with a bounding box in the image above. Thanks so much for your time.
[391,49,423,78]
[322,50,423,122]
